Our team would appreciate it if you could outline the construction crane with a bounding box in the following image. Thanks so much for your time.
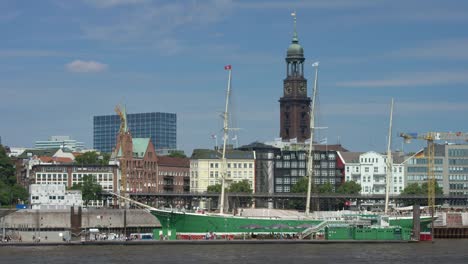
[114,104,129,204]
[400,131,468,239]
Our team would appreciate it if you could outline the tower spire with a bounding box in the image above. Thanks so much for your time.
[291,11,298,43]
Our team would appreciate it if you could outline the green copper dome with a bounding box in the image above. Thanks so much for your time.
[287,42,304,57]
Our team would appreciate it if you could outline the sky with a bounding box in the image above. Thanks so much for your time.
[1,0,468,155]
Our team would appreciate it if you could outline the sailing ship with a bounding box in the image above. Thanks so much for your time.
[113,64,432,241]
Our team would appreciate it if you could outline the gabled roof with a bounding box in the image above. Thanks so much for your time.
[339,152,364,163]
[132,138,150,158]
[191,149,255,160]
[17,148,60,159]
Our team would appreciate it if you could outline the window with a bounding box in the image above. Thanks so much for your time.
[374,167,378,173]
[365,167,369,173]
[210,172,214,178]
[249,163,253,168]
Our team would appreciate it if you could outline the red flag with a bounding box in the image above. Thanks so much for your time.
[224,65,232,70]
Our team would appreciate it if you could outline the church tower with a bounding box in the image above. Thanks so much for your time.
[279,13,311,142]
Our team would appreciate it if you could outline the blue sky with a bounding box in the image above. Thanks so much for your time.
[1,0,468,155]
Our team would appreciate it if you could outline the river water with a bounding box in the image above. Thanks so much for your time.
[1,240,467,264]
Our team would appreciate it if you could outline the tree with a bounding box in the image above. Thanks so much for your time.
[167,151,187,158]
[228,180,252,193]
[337,181,362,195]
[0,145,16,186]
[0,145,28,206]
[401,183,422,195]
[74,151,110,166]
[71,174,102,206]
[207,184,222,193]
[421,180,444,195]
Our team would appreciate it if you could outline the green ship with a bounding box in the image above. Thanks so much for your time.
[150,208,433,240]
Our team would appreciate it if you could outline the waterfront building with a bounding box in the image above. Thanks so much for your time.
[157,156,190,193]
[279,15,311,142]
[189,148,255,193]
[15,148,76,187]
[238,142,280,194]
[30,164,118,207]
[239,139,346,194]
[113,133,159,193]
[93,112,176,153]
[30,184,83,210]
[405,144,468,196]
[342,151,405,195]
[35,136,85,152]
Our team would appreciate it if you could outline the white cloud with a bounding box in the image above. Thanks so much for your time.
[65,60,108,73]
[335,71,468,88]
[83,0,149,8]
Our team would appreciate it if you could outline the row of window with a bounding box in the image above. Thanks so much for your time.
[407,158,443,165]
[449,175,468,181]
[209,163,254,169]
[449,149,468,157]
[449,183,468,190]
[407,167,444,173]
[159,171,189,177]
[347,166,403,173]
[407,175,443,181]
[449,167,468,173]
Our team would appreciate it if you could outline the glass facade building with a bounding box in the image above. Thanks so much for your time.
[93,112,176,153]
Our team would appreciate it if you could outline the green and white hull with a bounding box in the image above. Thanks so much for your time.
[150,209,433,238]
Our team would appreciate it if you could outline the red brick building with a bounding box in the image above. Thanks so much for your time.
[157,156,190,193]
[114,132,159,193]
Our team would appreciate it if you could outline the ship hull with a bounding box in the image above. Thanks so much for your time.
[150,209,432,235]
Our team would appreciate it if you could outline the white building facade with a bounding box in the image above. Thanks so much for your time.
[30,184,83,210]
[35,136,85,152]
[190,149,256,193]
[343,151,405,195]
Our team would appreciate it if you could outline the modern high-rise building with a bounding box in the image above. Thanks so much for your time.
[93,112,176,153]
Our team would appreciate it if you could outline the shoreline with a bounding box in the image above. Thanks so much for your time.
[0,239,412,246]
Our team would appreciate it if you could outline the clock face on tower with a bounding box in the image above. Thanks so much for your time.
[284,83,292,95]
[299,82,306,94]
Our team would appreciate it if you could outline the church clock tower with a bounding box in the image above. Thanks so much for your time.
[279,13,311,142]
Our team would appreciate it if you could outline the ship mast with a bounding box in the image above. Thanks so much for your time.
[220,65,232,215]
[305,62,319,216]
[384,98,394,214]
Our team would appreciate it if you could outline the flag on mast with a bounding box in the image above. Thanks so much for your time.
[224,65,232,70]
[312,62,319,67]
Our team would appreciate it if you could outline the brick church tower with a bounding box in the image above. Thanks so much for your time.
[279,14,311,142]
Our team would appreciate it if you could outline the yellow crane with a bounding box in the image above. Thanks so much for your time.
[114,105,129,202]
[400,132,468,238]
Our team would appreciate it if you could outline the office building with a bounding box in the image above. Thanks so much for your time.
[405,144,468,196]
[35,136,85,152]
[94,112,176,153]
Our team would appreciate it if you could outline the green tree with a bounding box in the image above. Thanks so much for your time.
[291,176,308,194]
[167,151,187,158]
[207,184,222,193]
[337,181,362,194]
[70,174,102,206]
[0,145,28,206]
[0,145,16,186]
[401,183,422,195]
[228,180,252,193]
[75,151,110,166]
[421,180,444,195]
